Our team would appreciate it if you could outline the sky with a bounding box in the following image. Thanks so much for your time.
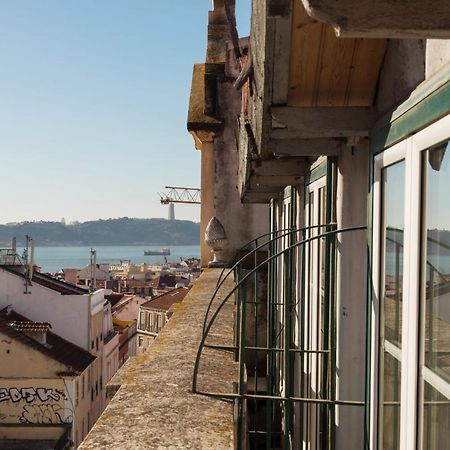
[0,1,251,224]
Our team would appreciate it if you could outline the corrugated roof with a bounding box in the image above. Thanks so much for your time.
[0,309,95,374]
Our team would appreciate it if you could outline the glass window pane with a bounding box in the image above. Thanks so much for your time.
[421,141,450,450]
[381,160,405,450]
[383,352,402,450]
[422,382,450,449]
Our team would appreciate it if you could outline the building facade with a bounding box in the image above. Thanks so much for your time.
[0,309,96,449]
[137,288,190,353]
[190,1,450,449]
[187,0,269,266]
[0,263,118,446]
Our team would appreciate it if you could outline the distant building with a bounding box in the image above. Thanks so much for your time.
[108,293,148,366]
[113,319,137,368]
[0,308,96,449]
[77,263,111,288]
[137,287,190,353]
[61,268,78,285]
[101,301,119,409]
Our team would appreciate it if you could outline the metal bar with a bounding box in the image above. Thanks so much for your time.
[202,224,336,337]
[192,226,367,393]
[244,347,330,353]
[266,210,278,450]
[237,278,247,450]
[204,344,237,351]
[299,225,306,446]
[235,262,242,362]
[283,222,293,449]
[327,158,337,450]
[195,390,365,406]
[204,344,330,354]
[253,237,258,442]
[329,228,337,450]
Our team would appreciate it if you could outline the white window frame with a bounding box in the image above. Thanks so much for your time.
[302,176,327,450]
[371,113,450,450]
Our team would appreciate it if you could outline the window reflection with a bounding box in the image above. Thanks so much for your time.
[381,161,405,450]
[422,141,450,450]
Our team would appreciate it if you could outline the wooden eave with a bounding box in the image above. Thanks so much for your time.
[245,1,386,157]
[287,2,387,108]
[239,0,388,202]
[300,0,450,38]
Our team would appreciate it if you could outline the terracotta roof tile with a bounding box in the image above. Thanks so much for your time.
[141,287,190,311]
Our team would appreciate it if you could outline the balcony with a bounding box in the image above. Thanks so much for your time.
[79,269,237,449]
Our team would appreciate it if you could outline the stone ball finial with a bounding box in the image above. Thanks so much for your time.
[205,216,228,267]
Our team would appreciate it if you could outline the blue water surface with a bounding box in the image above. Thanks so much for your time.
[18,245,200,273]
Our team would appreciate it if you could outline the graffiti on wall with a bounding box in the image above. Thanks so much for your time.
[0,383,72,425]
[20,404,67,424]
[0,387,66,404]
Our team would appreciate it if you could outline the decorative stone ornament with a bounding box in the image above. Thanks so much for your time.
[205,216,228,267]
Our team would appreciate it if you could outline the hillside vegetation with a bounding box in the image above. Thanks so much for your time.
[0,218,200,246]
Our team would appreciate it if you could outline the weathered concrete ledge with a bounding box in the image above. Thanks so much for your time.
[80,269,237,449]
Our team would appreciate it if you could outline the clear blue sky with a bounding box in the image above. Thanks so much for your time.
[0,1,250,224]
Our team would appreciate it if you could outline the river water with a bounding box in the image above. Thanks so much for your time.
[17,245,200,273]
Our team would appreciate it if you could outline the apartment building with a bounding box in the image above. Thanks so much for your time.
[0,261,117,443]
[137,287,190,352]
[0,308,96,449]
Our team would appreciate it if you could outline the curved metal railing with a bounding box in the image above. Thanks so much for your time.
[195,223,450,449]
[193,224,366,394]
[193,225,367,450]
[201,224,336,336]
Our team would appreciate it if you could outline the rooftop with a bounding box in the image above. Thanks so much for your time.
[1,266,89,295]
[0,309,95,374]
[8,320,51,332]
[141,287,190,311]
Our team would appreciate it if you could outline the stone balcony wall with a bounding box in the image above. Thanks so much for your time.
[80,269,237,449]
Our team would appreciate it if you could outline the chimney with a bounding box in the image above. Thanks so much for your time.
[9,321,51,346]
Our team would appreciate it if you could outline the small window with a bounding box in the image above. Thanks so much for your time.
[156,314,161,330]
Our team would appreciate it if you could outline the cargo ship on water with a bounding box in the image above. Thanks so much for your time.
[144,247,170,256]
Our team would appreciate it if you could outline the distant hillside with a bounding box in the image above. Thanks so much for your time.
[0,218,200,246]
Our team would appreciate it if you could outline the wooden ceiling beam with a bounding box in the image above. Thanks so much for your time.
[268,138,343,156]
[300,0,450,38]
[271,106,377,139]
